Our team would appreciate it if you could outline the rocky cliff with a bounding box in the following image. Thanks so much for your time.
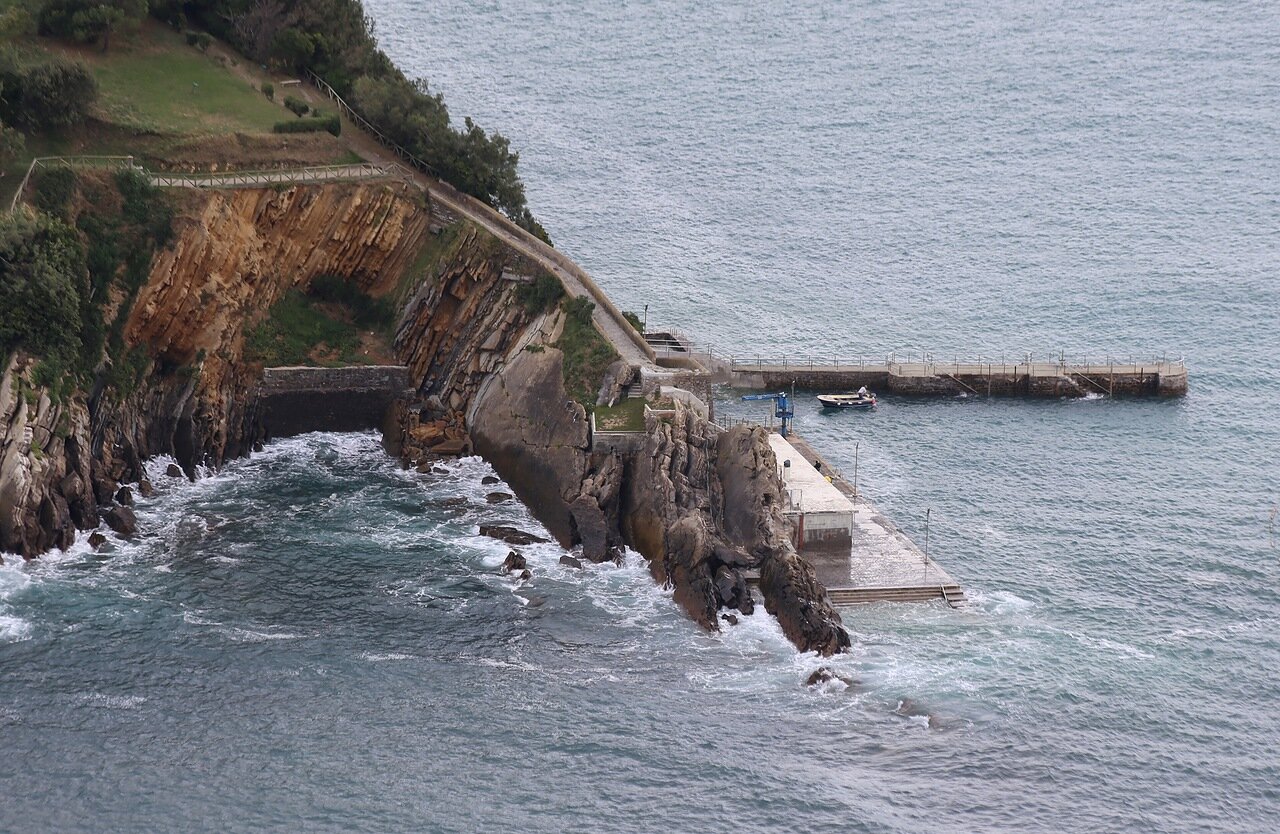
[1,178,847,655]
[1,181,431,559]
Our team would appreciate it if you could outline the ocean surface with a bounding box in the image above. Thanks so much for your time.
[4,1,1279,831]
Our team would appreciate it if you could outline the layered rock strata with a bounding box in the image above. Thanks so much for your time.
[2,180,848,655]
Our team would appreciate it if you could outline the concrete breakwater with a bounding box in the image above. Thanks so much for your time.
[645,334,1188,398]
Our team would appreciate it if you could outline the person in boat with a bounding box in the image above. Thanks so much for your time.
[857,385,869,396]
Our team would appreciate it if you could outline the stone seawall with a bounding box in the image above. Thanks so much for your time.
[256,366,411,438]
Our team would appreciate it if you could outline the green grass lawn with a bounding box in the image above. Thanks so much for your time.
[76,24,283,136]
[593,397,645,431]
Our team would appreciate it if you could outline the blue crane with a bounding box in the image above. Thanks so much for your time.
[740,391,794,437]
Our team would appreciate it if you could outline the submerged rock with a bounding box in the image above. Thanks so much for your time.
[103,505,137,538]
[165,464,183,479]
[485,491,513,504]
[499,550,526,575]
[721,613,740,626]
[558,554,583,569]
[481,475,501,485]
[137,480,155,498]
[87,532,107,549]
[517,569,532,581]
[114,486,133,507]
[479,525,549,546]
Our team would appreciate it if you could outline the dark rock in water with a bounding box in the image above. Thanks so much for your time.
[137,480,155,498]
[478,525,549,546]
[482,475,501,485]
[517,569,532,581]
[432,466,450,475]
[165,463,183,479]
[93,476,118,506]
[523,595,547,608]
[499,550,527,575]
[114,486,133,507]
[806,666,855,689]
[713,564,755,616]
[486,491,513,504]
[87,532,107,549]
[569,493,611,562]
[438,497,469,508]
[103,505,137,538]
[894,698,944,728]
[721,613,739,626]
[559,554,584,569]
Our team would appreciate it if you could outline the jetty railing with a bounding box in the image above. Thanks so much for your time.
[643,333,1185,376]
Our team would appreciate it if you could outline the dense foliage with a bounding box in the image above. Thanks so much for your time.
[152,0,549,241]
[0,48,97,131]
[556,296,617,408]
[0,209,94,399]
[37,0,147,51]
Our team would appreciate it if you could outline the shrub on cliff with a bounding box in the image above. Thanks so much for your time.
[272,115,339,136]
[0,210,90,371]
[516,273,565,315]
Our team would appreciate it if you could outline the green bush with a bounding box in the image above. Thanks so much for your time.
[185,30,211,51]
[308,273,394,330]
[516,273,564,315]
[0,54,97,131]
[271,115,339,136]
[32,167,77,216]
[38,0,146,51]
[283,95,309,116]
[0,210,89,371]
[622,310,644,333]
[260,81,274,100]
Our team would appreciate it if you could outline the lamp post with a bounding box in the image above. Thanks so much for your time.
[853,441,859,500]
[923,508,931,580]
[643,304,648,332]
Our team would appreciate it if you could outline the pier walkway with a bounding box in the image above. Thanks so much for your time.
[773,432,965,607]
[647,333,1187,398]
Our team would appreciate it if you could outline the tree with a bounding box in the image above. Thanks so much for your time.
[0,56,97,131]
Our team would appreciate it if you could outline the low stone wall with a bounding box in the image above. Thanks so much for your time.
[255,365,411,438]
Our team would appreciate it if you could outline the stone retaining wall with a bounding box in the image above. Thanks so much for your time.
[256,365,411,438]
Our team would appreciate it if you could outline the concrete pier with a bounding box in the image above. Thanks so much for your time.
[644,333,1187,398]
[778,433,965,607]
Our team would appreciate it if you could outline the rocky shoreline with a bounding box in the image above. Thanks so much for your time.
[0,179,848,655]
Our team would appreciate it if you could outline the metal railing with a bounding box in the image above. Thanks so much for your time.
[643,331,1186,376]
[9,155,139,212]
[304,70,439,179]
[9,157,404,213]
[303,71,658,366]
[147,163,402,188]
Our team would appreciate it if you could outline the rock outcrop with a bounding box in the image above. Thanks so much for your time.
[2,178,848,657]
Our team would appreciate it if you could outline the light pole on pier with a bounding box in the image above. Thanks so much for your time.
[923,508,931,580]
[853,441,859,500]
[643,304,648,332]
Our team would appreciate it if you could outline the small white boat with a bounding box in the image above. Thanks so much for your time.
[817,392,877,409]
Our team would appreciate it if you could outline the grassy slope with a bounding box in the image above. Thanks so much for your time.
[73,24,284,135]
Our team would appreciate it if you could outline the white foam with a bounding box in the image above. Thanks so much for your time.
[360,652,416,662]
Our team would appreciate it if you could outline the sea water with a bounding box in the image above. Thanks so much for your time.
[3,1,1279,830]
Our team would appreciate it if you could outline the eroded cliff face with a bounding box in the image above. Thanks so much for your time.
[0,181,432,559]
[1,178,847,656]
